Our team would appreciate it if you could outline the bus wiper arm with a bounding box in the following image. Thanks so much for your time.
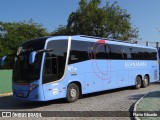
[36,48,54,53]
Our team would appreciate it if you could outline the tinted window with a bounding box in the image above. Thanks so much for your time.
[144,49,151,60]
[149,49,157,60]
[68,40,157,62]
[108,44,123,59]
[91,42,110,59]
[135,48,144,60]
[43,40,68,84]
[130,47,157,60]
[69,41,90,64]
[122,46,133,60]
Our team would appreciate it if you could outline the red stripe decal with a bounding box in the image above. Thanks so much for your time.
[97,40,105,44]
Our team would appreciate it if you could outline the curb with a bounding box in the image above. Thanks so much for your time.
[133,87,159,120]
[0,92,12,97]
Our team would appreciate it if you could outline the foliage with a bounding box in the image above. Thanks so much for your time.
[0,19,49,57]
[51,25,67,36]
[0,20,49,69]
[52,0,139,40]
[104,1,138,40]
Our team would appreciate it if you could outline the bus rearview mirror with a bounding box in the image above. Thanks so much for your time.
[29,49,54,64]
[29,51,37,64]
[0,56,7,67]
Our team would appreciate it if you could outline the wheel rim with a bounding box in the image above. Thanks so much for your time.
[136,77,141,87]
[70,88,77,98]
[144,77,148,86]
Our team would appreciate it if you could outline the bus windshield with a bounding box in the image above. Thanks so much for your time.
[13,38,48,83]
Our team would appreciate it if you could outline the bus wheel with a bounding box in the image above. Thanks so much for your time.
[142,75,149,88]
[66,83,79,102]
[135,76,142,89]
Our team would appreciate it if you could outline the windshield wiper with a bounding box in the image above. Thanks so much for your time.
[36,48,54,53]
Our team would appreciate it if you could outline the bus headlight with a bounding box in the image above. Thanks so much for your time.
[29,84,39,91]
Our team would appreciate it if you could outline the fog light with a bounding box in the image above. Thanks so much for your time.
[29,84,39,91]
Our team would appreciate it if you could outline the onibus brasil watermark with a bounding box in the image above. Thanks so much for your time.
[1,111,160,117]
[1,112,42,118]
[133,112,158,117]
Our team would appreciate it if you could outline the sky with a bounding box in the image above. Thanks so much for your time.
[0,0,160,42]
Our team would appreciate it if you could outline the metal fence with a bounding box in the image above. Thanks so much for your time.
[136,41,160,49]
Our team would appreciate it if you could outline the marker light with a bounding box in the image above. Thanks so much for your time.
[29,84,39,91]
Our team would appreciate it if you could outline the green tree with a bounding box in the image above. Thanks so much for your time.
[0,20,49,69]
[0,19,49,57]
[104,1,138,40]
[65,0,138,40]
[51,25,67,36]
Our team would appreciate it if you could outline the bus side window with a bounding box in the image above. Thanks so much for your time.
[150,49,157,60]
[94,44,107,59]
[122,46,133,60]
[132,47,144,60]
[92,43,110,59]
[43,40,68,84]
[44,56,52,75]
[69,41,89,64]
[108,44,123,59]
[144,49,151,60]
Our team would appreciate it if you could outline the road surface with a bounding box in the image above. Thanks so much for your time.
[0,82,159,120]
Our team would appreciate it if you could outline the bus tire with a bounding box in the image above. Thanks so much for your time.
[135,76,142,89]
[142,75,149,88]
[66,83,79,103]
